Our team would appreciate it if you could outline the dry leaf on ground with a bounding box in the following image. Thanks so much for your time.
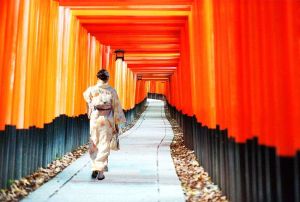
[165,107,228,202]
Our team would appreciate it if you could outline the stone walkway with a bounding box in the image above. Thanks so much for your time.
[22,99,185,202]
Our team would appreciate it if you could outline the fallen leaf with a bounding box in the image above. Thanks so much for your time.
[166,110,228,202]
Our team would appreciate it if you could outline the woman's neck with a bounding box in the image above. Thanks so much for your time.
[97,79,108,85]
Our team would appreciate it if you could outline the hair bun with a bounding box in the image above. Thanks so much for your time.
[97,69,109,81]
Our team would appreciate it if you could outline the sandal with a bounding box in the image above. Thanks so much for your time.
[97,171,105,180]
[91,171,98,179]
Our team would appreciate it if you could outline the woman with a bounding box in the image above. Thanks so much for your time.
[83,69,126,180]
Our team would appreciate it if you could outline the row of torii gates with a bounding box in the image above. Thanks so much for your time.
[0,0,300,201]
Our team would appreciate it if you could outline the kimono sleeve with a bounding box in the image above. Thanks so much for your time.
[83,87,92,104]
[112,89,126,124]
[83,87,93,119]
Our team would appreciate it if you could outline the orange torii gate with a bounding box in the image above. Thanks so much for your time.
[0,0,300,201]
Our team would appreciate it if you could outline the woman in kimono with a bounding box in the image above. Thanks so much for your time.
[83,69,126,180]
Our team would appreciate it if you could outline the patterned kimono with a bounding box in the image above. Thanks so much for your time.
[83,80,126,171]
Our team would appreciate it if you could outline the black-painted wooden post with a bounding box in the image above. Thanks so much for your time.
[228,137,236,201]
[237,143,250,202]
[278,156,295,202]
[7,126,16,186]
[295,152,300,202]
[224,129,230,198]
[219,128,227,196]
[14,128,21,181]
[257,145,265,202]
[0,130,4,188]
[251,138,259,202]
[234,143,243,202]
[3,128,9,188]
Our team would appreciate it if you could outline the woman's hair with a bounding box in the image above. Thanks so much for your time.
[97,69,110,82]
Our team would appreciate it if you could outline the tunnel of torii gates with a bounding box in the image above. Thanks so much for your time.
[0,0,300,201]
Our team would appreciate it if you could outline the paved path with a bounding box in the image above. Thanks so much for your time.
[22,99,185,202]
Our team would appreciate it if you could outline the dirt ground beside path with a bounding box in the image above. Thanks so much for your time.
[166,108,228,202]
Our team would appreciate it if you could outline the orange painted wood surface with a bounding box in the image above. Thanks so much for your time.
[1,0,299,156]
